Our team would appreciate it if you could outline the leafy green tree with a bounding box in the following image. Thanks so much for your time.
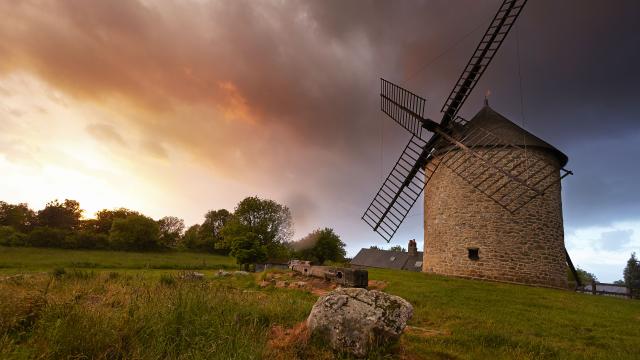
[182,224,201,250]
[36,199,83,230]
[623,252,640,294]
[158,216,185,248]
[0,202,36,232]
[233,197,293,245]
[109,214,160,251]
[92,208,140,234]
[197,209,231,253]
[294,228,346,265]
[567,267,597,286]
[389,245,406,252]
[222,196,293,264]
[225,221,267,270]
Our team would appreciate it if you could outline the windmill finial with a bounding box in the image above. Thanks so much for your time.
[485,89,491,106]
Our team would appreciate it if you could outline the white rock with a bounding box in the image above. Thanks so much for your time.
[307,287,413,357]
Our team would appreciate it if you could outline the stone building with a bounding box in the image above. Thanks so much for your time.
[423,104,569,288]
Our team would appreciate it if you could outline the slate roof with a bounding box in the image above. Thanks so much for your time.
[438,105,568,167]
[351,248,423,272]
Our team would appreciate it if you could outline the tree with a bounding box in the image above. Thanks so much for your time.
[36,199,83,230]
[293,228,346,265]
[225,221,267,270]
[158,216,185,248]
[623,252,640,293]
[198,209,231,252]
[109,214,160,251]
[92,208,140,234]
[0,201,36,232]
[233,196,293,245]
[182,224,201,250]
[575,267,597,284]
[389,245,406,252]
[221,196,293,264]
[222,197,293,262]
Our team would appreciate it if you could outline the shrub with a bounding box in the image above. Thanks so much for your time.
[26,227,70,248]
[0,226,26,247]
[109,214,160,251]
[67,231,109,250]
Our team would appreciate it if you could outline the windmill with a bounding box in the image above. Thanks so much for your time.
[362,0,581,287]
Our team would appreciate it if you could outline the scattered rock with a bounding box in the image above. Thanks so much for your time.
[294,281,307,288]
[307,288,413,357]
[259,281,271,288]
[179,271,205,280]
[216,270,231,277]
[275,280,289,288]
[234,271,250,276]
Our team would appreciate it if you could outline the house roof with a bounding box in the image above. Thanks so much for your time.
[351,248,423,271]
[459,105,569,167]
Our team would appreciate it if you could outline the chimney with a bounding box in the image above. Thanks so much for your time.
[408,239,418,256]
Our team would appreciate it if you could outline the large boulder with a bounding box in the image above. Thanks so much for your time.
[307,287,413,357]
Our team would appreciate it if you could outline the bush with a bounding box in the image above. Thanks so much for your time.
[109,214,160,251]
[67,231,109,250]
[26,227,70,248]
[0,226,26,247]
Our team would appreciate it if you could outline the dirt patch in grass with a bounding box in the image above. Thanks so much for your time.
[405,325,450,338]
[267,322,310,351]
[368,279,388,290]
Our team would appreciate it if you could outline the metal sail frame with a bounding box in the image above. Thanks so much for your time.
[362,0,581,286]
[364,0,533,242]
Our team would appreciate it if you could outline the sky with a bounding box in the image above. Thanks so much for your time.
[1,0,639,282]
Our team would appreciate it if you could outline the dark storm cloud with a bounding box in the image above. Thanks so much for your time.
[1,0,638,247]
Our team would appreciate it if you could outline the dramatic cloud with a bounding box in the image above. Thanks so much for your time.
[0,0,638,280]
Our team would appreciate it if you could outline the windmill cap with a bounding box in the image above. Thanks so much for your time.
[458,105,569,167]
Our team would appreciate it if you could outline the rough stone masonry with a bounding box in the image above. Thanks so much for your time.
[422,106,568,289]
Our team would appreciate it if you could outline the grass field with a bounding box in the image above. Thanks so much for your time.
[0,246,236,273]
[1,246,639,359]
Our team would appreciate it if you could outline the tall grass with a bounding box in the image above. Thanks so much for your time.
[0,272,315,359]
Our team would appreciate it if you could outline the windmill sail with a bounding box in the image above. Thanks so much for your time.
[380,78,428,139]
[362,136,439,242]
[440,0,527,125]
[365,0,533,242]
[433,117,572,213]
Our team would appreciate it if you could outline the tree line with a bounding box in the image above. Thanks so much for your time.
[0,197,346,268]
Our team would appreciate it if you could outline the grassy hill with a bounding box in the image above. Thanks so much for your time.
[0,246,638,359]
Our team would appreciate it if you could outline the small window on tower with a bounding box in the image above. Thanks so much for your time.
[468,247,479,261]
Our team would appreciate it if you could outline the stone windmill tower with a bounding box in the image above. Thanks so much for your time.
[362,0,580,288]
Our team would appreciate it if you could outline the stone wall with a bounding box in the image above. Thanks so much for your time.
[423,147,568,289]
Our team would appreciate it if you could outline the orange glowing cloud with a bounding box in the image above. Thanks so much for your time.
[217,81,255,124]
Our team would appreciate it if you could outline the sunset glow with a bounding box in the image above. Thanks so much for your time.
[1,0,639,282]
